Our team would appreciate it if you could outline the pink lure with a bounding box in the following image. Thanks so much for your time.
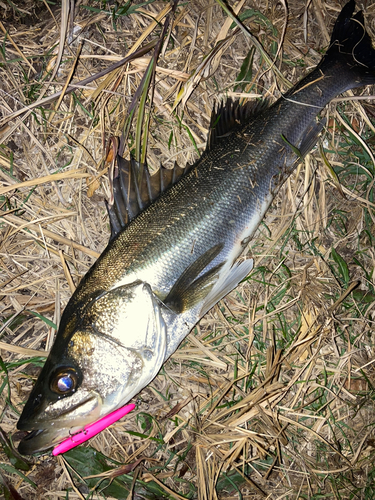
[52,403,136,456]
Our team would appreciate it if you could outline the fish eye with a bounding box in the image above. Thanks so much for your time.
[50,368,79,395]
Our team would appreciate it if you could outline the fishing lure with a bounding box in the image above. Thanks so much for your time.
[52,404,135,455]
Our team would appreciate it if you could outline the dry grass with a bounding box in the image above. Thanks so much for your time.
[1,0,375,498]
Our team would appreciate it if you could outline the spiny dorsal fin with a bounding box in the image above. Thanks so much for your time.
[106,155,193,241]
[207,98,269,151]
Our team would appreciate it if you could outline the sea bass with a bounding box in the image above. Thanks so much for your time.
[17,0,375,454]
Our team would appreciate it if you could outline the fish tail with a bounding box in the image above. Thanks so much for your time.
[321,0,375,87]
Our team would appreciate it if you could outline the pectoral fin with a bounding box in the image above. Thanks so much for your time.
[164,244,224,313]
[164,245,253,316]
[200,259,254,317]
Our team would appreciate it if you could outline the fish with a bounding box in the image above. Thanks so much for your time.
[17,0,375,455]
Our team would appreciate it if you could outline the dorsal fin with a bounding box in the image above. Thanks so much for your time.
[207,98,269,151]
[106,155,193,241]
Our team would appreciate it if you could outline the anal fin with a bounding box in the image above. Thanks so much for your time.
[298,119,326,158]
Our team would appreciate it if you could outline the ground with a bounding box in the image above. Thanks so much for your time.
[0,0,375,499]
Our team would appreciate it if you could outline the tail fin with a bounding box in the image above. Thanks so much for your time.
[323,0,375,86]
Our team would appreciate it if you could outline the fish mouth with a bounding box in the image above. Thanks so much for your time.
[18,427,71,455]
[17,393,103,455]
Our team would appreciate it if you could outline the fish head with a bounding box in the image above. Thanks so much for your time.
[17,280,167,455]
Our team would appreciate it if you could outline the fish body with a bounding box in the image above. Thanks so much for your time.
[18,0,375,454]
